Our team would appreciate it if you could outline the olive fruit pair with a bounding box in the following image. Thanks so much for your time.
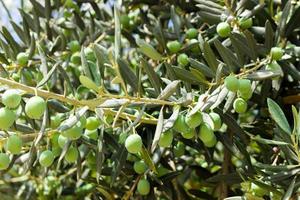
[173,114,195,139]
[225,76,252,99]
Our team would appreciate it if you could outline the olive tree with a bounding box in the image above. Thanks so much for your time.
[0,0,299,199]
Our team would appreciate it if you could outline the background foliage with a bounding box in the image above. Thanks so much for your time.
[0,0,300,199]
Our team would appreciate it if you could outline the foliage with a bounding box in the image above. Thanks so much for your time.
[0,0,299,199]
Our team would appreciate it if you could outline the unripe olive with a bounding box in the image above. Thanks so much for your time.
[209,112,222,130]
[125,134,142,154]
[186,28,198,39]
[70,52,81,65]
[271,47,284,61]
[62,125,82,140]
[233,98,247,113]
[185,111,202,129]
[224,75,239,92]
[0,153,10,170]
[238,90,252,100]
[199,123,215,143]
[173,114,190,133]
[65,146,78,163]
[2,89,21,108]
[239,18,253,29]
[133,160,148,174]
[39,150,54,167]
[216,22,231,38]
[6,135,22,154]
[238,79,251,94]
[85,116,101,130]
[58,134,68,148]
[84,129,98,140]
[158,130,173,147]
[25,96,46,119]
[205,134,217,147]
[173,142,185,157]
[177,53,189,66]
[181,129,195,139]
[167,41,181,53]
[68,40,80,53]
[137,179,150,195]
[0,107,16,130]
[17,52,29,66]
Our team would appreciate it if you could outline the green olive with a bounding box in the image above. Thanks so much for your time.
[68,40,80,53]
[65,146,78,163]
[58,134,68,148]
[85,116,101,130]
[6,134,22,155]
[233,98,247,113]
[133,160,148,174]
[181,129,195,139]
[173,114,190,133]
[2,89,22,109]
[224,75,239,92]
[0,153,10,170]
[62,124,82,140]
[0,107,16,130]
[199,123,215,143]
[239,18,253,29]
[209,112,222,130]
[17,52,29,66]
[158,130,173,147]
[185,111,202,129]
[177,53,189,66]
[39,150,54,167]
[125,134,142,154]
[270,47,284,61]
[137,179,150,195]
[186,28,198,39]
[167,40,181,54]
[25,96,46,119]
[216,22,231,38]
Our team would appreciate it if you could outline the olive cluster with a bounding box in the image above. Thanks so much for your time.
[123,109,221,195]
[0,88,46,169]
